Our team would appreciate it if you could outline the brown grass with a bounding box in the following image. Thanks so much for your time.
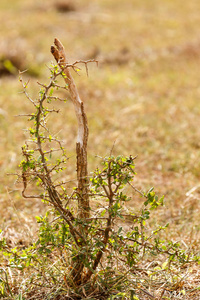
[53,1,76,13]
[0,0,200,298]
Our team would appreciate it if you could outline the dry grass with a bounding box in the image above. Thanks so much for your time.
[0,0,200,298]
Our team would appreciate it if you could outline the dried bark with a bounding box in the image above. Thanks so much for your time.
[51,38,90,221]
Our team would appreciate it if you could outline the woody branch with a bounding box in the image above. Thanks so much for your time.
[51,38,93,221]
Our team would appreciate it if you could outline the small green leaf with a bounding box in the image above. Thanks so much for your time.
[49,88,54,96]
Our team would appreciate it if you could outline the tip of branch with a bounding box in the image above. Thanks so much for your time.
[51,38,67,64]
[54,38,64,51]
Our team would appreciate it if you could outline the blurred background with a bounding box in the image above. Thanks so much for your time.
[1,0,200,244]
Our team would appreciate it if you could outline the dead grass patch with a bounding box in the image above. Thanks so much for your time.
[53,1,76,13]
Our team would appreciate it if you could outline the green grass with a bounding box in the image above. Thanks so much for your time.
[1,0,200,298]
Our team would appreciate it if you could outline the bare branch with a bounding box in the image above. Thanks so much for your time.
[51,38,90,222]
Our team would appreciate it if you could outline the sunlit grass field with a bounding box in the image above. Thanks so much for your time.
[1,0,200,297]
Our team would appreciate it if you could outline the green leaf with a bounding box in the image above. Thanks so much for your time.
[118,227,123,234]
[49,88,54,96]
[100,209,106,217]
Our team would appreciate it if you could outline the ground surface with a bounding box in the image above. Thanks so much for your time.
[0,0,200,299]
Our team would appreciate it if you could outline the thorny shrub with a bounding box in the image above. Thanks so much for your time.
[0,61,200,300]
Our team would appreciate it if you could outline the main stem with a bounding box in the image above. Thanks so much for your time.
[51,38,90,284]
[51,38,90,221]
